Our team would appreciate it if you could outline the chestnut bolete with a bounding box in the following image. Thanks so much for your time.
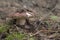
[7,9,37,25]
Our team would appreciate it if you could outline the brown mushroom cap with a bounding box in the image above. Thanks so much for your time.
[8,12,27,19]
[8,9,38,20]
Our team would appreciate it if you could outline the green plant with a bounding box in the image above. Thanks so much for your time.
[5,32,26,40]
[29,37,34,40]
[0,24,9,33]
[50,15,59,20]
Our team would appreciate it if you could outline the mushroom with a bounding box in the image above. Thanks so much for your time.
[7,9,37,25]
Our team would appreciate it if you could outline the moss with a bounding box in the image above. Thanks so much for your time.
[0,24,9,33]
[5,32,26,40]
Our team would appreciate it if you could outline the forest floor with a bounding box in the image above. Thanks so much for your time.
[0,0,60,40]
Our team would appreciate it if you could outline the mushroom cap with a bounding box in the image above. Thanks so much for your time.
[8,9,37,19]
